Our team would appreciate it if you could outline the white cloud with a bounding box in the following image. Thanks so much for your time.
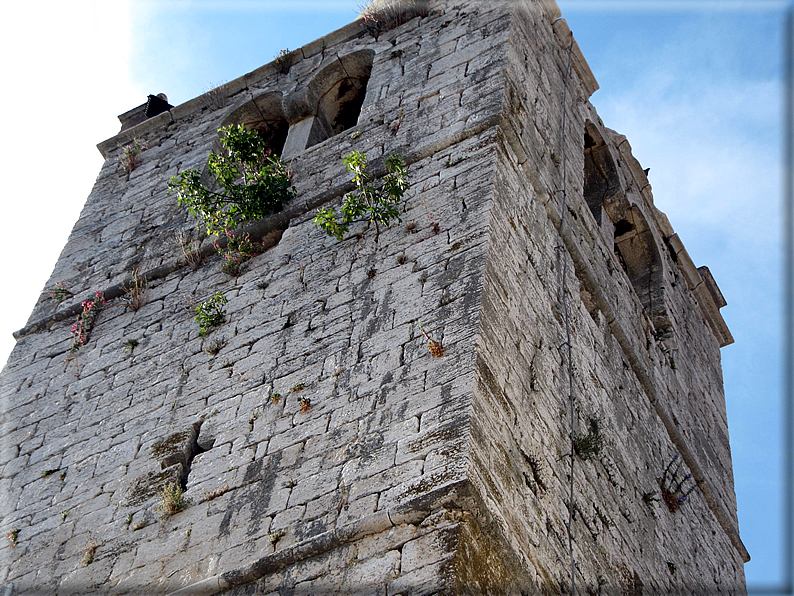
[594,63,781,257]
[0,1,140,367]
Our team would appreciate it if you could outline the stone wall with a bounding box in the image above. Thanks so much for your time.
[0,1,746,594]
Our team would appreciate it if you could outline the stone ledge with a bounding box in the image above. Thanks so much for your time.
[550,18,599,99]
[667,233,734,348]
[16,115,500,343]
[167,479,470,596]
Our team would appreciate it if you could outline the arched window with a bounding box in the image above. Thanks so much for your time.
[281,50,375,157]
[309,50,375,145]
[583,121,621,231]
[582,121,671,334]
[613,206,671,334]
[222,92,289,157]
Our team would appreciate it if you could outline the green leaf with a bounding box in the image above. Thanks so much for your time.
[171,125,296,236]
[314,151,410,241]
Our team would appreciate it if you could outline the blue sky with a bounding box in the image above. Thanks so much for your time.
[0,0,789,592]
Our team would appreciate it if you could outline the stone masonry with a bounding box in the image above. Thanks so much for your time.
[0,0,748,594]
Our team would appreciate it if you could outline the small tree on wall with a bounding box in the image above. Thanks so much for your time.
[314,151,410,241]
[168,124,296,236]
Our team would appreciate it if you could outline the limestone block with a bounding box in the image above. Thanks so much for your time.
[385,558,454,596]
[270,505,306,532]
[287,465,343,507]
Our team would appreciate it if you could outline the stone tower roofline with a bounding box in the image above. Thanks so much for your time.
[99,0,599,158]
[100,18,372,158]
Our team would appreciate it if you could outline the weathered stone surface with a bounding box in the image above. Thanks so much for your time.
[0,0,745,594]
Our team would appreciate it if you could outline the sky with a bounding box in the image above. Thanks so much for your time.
[0,0,790,592]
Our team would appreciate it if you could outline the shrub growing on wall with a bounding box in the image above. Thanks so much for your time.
[314,151,410,240]
[168,124,296,236]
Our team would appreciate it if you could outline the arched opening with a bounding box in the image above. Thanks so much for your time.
[196,92,291,201]
[280,50,375,158]
[583,121,621,230]
[613,206,671,334]
[222,92,289,157]
[306,50,375,147]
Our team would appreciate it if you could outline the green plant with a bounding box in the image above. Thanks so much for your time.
[157,482,188,517]
[124,513,133,526]
[81,542,98,566]
[216,230,260,276]
[290,382,306,392]
[314,151,410,241]
[194,292,227,336]
[168,124,296,236]
[7,529,19,546]
[205,338,226,356]
[70,291,106,352]
[124,338,139,353]
[60,510,69,521]
[59,470,66,480]
[298,264,307,290]
[298,396,311,412]
[359,0,428,40]
[42,469,59,477]
[176,229,203,270]
[271,392,281,404]
[360,12,387,41]
[48,281,73,303]
[122,268,148,311]
[573,418,603,461]
[120,138,143,174]
[204,81,228,111]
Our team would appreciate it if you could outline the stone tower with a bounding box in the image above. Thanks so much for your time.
[0,1,748,594]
